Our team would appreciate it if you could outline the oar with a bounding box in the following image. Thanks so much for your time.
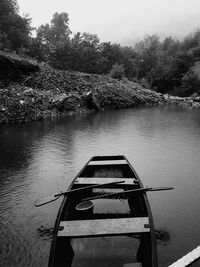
[34,180,125,207]
[80,186,174,203]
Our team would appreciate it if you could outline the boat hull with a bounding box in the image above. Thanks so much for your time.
[48,155,158,267]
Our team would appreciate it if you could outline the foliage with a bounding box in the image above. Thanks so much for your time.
[180,61,200,96]
[134,35,160,77]
[134,34,198,95]
[2,1,200,96]
[109,63,125,80]
[0,0,32,51]
[49,32,103,73]
[25,18,200,96]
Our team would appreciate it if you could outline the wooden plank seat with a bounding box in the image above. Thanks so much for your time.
[74,177,137,185]
[92,188,124,194]
[123,263,142,267]
[88,160,127,165]
[58,217,150,237]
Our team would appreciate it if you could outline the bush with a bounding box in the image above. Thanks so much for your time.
[109,63,125,80]
[180,61,200,96]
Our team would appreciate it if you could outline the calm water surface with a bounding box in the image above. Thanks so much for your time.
[0,106,200,267]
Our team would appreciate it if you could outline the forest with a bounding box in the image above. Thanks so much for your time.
[1,0,200,97]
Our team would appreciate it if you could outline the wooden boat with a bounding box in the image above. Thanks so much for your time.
[48,155,158,267]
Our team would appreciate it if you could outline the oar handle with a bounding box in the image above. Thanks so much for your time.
[35,180,126,207]
[54,180,125,197]
[83,186,174,202]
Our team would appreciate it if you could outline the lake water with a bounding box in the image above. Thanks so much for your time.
[0,106,200,267]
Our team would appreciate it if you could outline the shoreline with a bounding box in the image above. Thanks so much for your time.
[0,52,199,124]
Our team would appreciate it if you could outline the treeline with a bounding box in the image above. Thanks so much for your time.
[1,0,200,96]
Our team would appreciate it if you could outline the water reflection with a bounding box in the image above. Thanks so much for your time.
[0,106,200,266]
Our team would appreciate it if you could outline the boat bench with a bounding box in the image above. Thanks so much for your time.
[74,177,138,185]
[58,217,150,237]
[88,160,127,165]
[123,263,142,267]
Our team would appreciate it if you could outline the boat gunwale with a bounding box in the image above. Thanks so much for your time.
[125,156,158,267]
[48,156,92,267]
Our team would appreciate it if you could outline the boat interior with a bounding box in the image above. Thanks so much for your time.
[50,156,154,267]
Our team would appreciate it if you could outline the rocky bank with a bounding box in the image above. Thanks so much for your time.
[0,52,199,124]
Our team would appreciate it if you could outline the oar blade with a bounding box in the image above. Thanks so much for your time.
[148,187,174,192]
[34,194,60,207]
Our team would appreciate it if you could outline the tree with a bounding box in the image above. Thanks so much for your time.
[99,44,136,78]
[109,63,125,80]
[0,0,32,51]
[0,0,18,16]
[182,30,200,51]
[28,37,46,61]
[145,37,180,92]
[34,12,71,60]
[76,32,102,73]
[180,61,200,96]
[134,34,160,77]
[50,31,103,73]
[98,42,114,73]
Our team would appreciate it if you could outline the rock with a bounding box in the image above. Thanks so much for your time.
[83,91,99,110]
[52,93,68,103]
[23,87,34,96]
[193,96,200,103]
[192,102,200,108]
[0,106,6,112]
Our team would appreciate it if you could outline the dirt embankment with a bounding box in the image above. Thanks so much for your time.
[0,52,174,124]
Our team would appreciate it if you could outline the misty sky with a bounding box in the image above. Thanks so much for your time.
[18,0,200,45]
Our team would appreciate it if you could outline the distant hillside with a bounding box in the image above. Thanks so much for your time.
[117,13,200,46]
